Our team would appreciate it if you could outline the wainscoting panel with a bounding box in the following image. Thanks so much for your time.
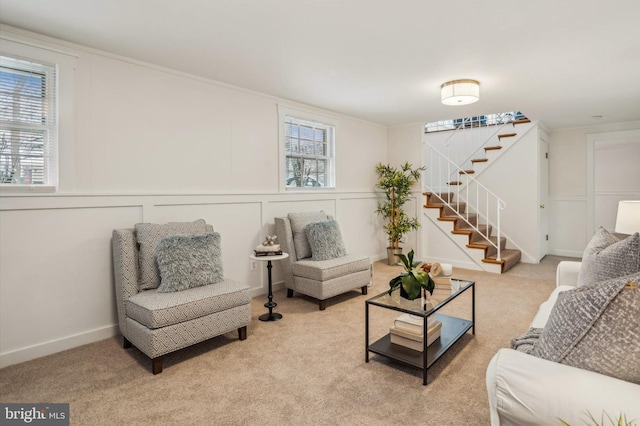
[0,204,141,367]
[152,200,264,290]
[0,192,384,367]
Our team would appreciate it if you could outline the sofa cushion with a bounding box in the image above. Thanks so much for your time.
[288,211,328,260]
[534,272,640,384]
[126,279,250,329]
[577,227,640,287]
[135,219,209,290]
[305,220,346,261]
[292,254,370,281]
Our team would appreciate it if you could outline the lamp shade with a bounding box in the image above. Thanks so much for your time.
[441,79,480,105]
[614,200,640,234]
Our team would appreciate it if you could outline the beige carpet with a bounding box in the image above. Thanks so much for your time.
[0,256,576,425]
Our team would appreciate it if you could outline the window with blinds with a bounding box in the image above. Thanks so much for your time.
[0,55,57,187]
[284,116,335,189]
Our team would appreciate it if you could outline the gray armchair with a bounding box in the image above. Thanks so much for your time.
[112,220,251,374]
[274,212,371,310]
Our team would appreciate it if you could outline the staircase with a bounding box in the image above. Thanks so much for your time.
[422,114,532,274]
[455,119,532,181]
[423,191,521,273]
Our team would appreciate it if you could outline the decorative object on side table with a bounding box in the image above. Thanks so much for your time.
[388,249,435,301]
[254,234,282,256]
[374,162,425,265]
[250,252,289,321]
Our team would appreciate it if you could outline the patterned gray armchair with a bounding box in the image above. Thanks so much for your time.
[112,220,251,374]
[274,212,371,310]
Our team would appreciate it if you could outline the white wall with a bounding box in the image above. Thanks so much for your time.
[548,122,640,257]
[0,27,389,367]
[385,123,424,258]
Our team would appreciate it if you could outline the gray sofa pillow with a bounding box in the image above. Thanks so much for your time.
[577,227,640,287]
[135,219,208,290]
[156,232,224,293]
[288,211,328,260]
[305,220,346,261]
[534,272,640,384]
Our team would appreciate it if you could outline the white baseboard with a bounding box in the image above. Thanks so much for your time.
[0,325,119,369]
[425,256,483,272]
[549,249,583,258]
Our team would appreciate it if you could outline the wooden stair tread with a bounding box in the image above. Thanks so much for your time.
[424,190,522,274]
[498,133,517,140]
[513,119,531,124]
[447,181,462,185]
[459,170,475,174]
[482,249,522,272]
[484,146,502,151]
[471,158,488,163]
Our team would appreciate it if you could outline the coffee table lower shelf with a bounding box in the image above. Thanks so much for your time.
[367,314,472,384]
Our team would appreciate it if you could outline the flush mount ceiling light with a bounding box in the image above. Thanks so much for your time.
[441,79,480,106]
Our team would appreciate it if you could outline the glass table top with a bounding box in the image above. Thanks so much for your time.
[366,279,474,316]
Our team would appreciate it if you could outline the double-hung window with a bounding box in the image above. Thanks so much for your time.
[282,112,335,190]
[0,55,57,188]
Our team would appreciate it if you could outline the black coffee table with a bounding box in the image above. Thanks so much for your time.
[365,279,475,385]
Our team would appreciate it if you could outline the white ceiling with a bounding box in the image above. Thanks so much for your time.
[1,0,639,129]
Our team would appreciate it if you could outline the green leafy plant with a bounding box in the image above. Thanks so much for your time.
[375,162,425,250]
[559,411,636,426]
[388,249,435,300]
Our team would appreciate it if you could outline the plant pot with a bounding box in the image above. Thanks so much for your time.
[399,284,412,300]
[387,247,402,265]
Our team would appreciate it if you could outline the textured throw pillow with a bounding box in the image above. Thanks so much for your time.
[288,211,328,260]
[304,220,347,261]
[156,232,224,293]
[577,227,640,287]
[135,219,208,290]
[534,272,640,384]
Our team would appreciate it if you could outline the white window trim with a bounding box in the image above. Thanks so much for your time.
[0,32,77,195]
[277,105,338,192]
[0,55,58,192]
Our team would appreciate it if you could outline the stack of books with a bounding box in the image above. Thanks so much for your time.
[254,244,282,256]
[389,313,442,352]
[432,275,452,289]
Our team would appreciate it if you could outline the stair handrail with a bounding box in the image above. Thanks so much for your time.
[447,121,513,182]
[441,117,471,167]
[424,142,505,261]
[443,113,527,182]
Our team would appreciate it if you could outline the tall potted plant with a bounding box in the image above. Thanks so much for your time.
[375,162,425,265]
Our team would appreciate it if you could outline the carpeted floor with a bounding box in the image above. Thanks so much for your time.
[0,256,576,425]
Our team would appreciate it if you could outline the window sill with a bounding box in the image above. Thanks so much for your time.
[284,186,336,193]
[0,185,57,195]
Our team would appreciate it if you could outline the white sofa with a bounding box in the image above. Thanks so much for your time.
[486,261,640,426]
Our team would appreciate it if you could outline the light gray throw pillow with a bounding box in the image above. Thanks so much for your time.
[135,219,208,290]
[534,272,640,384]
[577,227,640,287]
[305,220,347,261]
[288,211,328,260]
[156,232,224,293]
